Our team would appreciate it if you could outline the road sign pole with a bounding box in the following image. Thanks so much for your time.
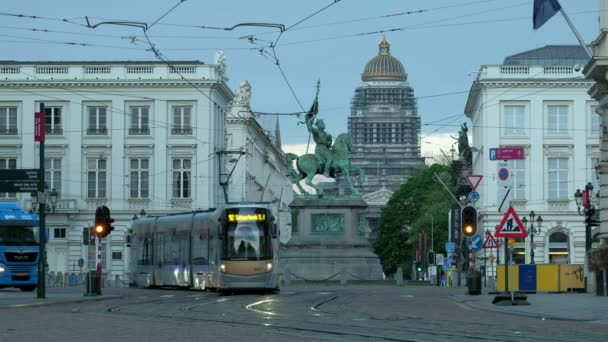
[97,236,102,295]
[36,103,46,299]
[504,237,508,294]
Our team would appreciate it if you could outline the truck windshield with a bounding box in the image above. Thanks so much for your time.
[0,226,39,245]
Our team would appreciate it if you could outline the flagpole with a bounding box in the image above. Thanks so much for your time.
[560,8,592,58]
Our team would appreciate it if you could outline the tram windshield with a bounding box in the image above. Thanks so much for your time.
[222,208,272,260]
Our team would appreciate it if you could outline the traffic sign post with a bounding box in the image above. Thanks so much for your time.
[465,175,483,191]
[482,233,499,249]
[489,147,525,161]
[0,169,41,193]
[495,207,529,239]
[468,234,483,253]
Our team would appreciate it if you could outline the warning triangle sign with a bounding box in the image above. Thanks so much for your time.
[465,175,483,191]
[495,206,528,238]
[482,233,499,249]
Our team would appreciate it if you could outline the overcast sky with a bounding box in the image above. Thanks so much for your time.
[1,0,599,159]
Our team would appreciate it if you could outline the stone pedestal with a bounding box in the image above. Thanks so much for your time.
[280,196,383,281]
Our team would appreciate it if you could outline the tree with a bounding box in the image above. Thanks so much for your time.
[373,164,453,276]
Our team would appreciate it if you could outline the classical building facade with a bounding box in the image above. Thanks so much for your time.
[348,36,424,236]
[224,81,293,243]
[465,46,601,271]
[0,60,289,282]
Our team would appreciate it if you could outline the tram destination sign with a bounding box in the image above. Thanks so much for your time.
[0,169,41,192]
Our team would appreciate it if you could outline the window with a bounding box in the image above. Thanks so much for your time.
[87,158,107,198]
[591,158,600,195]
[0,158,17,198]
[546,104,568,135]
[549,232,569,264]
[44,106,62,135]
[0,106,17,135]
[591,105,600,136]
[509,159,526,200]
[172,158,191,198]
[87,106,107,135]
[503,105,525,135]
[53,228,66,239]
[548,158,568,199]
[129,106,150,135]
[112,252,122,260]
[171,105,192,135]
[130,158,149,198]
[45,158,62,194]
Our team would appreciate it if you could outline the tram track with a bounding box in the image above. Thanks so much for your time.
[98,290,582,342]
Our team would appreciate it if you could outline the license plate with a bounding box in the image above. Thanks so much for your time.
[16,273,28,276]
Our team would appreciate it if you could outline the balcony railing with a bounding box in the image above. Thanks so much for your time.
[129,128,150,135]
[87,128,108,135]
[171,128,193,135]
[0,128,18,135]
[45,127,63,135]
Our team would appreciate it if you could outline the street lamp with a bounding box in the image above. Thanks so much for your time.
[574,183,599,293]
[521,211,543,264]
[30,186,59,214]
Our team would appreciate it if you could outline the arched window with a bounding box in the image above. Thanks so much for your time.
[548,231,569,264]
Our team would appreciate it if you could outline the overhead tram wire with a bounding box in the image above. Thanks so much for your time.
[147,0,188,31]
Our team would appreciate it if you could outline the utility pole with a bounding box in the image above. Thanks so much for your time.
[36,103,46,299]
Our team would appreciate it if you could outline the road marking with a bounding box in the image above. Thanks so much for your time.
[316,291,332,295]
[159,294,174,298]
[245,299,277,316]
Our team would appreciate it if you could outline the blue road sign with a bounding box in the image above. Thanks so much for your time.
[498,167,509,181]
[467,191,480,203]
[468,234,483,253]
[445,242,456,253]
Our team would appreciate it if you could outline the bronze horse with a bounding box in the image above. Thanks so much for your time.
[286,133,365,196]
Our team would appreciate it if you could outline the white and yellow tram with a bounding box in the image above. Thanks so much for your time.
[129,203,280,292]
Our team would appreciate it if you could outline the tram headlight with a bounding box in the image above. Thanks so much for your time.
[266,263,273,272]
[0,265,4,273]
[220,264,226,273]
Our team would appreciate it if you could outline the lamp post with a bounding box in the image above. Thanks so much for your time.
[521,211,543,264]
[30,186,59,214]
[574,183,598,292]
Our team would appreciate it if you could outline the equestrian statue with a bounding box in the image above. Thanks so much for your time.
[285,82,365,196]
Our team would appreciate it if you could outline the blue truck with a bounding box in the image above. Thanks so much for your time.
[0,202,43,291]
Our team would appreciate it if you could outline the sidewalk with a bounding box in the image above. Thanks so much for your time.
[450,290,608,324]
[0,287,123,309]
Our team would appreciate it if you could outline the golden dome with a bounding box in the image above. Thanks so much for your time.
[361,35,407,82]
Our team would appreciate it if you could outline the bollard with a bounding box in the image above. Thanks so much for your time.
[395,267,403,287]
[48,271,55,288]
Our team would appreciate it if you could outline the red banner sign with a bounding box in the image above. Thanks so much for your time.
[34,112,45,142]
[489,147,524,161]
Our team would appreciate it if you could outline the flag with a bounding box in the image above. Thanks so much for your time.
[533,0,562,30]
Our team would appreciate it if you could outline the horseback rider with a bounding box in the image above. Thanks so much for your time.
[306,117,333,177]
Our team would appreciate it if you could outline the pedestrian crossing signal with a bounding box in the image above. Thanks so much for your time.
[461,206,477,238]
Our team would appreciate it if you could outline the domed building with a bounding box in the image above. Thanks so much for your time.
[348,36,424,236]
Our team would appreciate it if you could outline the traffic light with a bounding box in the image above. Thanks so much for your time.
[94,206,114,238]
[586,207,600,227]
[415,262,422,272]
[461,206,478,238]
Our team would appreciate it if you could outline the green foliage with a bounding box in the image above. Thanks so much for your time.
[373,164,454,276]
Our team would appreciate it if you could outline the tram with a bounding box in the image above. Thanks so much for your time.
[129,203,280,292]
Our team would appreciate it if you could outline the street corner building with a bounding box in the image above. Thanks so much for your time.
[0,60,291,284]
[464,45,602,288]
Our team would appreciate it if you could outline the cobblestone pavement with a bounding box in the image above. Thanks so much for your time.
[1,286,607,341]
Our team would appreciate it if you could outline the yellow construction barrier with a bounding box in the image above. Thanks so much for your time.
[496,264,584,292]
